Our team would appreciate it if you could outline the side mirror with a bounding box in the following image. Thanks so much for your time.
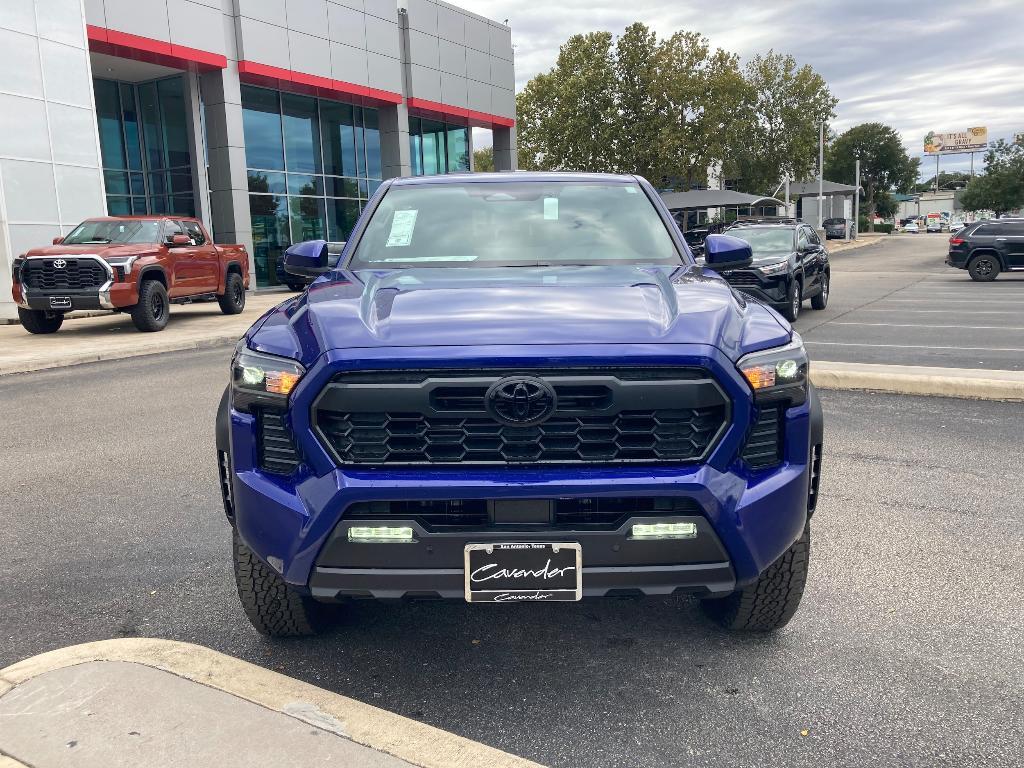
[703,234,753,271]
[52,236,64,245]
[169,233,190,246]
[284,239,331,278]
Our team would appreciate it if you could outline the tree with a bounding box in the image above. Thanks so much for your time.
[915,171,971,193]
[515,25,834,192]
[959,139,1024,215]
[473,146,494,172]
[728,52,837,194]
[825,123,918,231]
[516,32,618,172]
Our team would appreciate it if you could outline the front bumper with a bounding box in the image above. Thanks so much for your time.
[224,345,818,600]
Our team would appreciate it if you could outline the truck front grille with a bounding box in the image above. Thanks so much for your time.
[722,271,761,287]
[22,259,108,290]
[313,368,729,466]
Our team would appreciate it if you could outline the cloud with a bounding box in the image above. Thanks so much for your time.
[462,0,1024,177]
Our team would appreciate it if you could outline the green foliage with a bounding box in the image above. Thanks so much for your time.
[473,146,494,172]
[825,123,918,231]
[915,171,971,193]
[728,52,837,194]
[871,223,894,234]
[515,24,836,191]
[959,139,1024,215]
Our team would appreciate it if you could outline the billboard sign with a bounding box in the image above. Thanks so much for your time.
[923,127,988,154]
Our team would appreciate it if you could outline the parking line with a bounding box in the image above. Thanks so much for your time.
[877,299,1023,304]
[804,341,1024,352]
[852,308,1020,314]
[830,322,1024,331]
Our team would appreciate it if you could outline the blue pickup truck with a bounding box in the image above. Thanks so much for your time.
[216,172,823,636]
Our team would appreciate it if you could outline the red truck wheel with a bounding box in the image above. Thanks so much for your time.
[131,279,170,332]
[218,272,246,315]
[18,308,64,334]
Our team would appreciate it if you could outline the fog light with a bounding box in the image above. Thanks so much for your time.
[348,525,415,543]
[630,522,698,540]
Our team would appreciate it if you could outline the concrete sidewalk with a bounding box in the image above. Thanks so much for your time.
[827,233,887,254]
[0,293,288,376]
[0,639,543,768]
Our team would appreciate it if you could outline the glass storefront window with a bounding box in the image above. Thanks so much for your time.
[409,117,470,176]
[242,89,285,171]
[94,76,195,218]
[282,93,321,175]
[241,85,383,286]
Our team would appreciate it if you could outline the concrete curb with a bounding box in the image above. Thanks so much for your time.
[811,361,1024,402]
[0,638,543,768]
[0,333,240,376]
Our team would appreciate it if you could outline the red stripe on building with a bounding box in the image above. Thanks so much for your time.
[237,60,403,108]
[86,25,227,71]
[406,97,514,129]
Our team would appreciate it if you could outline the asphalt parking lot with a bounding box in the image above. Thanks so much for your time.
[796,233,1024,370]
[2,348,1022,767]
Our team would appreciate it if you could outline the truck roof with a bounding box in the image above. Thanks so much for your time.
[389,171,641,186]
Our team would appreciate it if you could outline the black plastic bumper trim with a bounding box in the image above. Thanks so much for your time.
[309,561,736,601]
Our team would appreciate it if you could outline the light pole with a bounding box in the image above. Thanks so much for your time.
[854,157,860,239]
[818,122,824,229]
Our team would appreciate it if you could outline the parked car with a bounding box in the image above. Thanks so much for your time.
[823,217,852,240]
[946,218,1024,281]
[276,242,346,290]
[903,221,920,234]
[717,221,830,321]
[216,172,824,637]
[11,217,249,333]
[926,217,943,233]
[948,220,965,234]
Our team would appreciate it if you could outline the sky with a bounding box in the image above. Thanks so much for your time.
[463,0,1024,181]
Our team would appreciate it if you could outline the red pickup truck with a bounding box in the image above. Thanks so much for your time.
[11,216,250,333]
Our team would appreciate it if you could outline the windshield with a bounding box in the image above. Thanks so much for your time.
[730,227,795,255]
[348,181,681,269]
[62,219,162,245]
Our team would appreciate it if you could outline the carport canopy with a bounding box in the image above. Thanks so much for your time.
[659,190,786,211]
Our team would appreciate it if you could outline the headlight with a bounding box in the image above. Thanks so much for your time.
[230,339,305,412]
[737,333,808,404]
[756,259,790,276]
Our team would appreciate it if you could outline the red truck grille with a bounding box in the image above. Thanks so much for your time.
[22,259,108,291]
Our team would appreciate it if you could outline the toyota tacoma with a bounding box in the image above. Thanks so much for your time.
[216,173,824,637]
[11,216,249,333]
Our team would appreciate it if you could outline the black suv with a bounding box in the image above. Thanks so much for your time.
[711,222,830,321]
[947,218,1024,281]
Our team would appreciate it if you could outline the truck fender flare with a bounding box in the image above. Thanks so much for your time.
[138,265,168,287]
[216,386,231,453]
[809,382,823,448]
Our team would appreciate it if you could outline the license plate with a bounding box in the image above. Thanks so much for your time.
[464,542,582,603]
[49,296,71,309]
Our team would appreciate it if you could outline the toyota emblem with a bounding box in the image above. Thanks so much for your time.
[485,376,557,426]
[52,258,67,269]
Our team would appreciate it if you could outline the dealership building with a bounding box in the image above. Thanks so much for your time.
[0,0,516,319]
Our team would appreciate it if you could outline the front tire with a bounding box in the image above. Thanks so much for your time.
[131,279,170,332]
[286,282,305,292]
[233,532,325,637]
[968,254,1000,282]
[702,525,810,632]
[18,307,64,334]
[811,271,829,310]
[218,272,246,314]
[781,279,801,322]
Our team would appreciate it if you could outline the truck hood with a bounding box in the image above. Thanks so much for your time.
[248,265,791,366]
[24,244,158,259]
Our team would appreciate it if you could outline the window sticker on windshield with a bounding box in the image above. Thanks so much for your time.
[624,186,638,194]
[544,197,558,220]
[386,209,418,247]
